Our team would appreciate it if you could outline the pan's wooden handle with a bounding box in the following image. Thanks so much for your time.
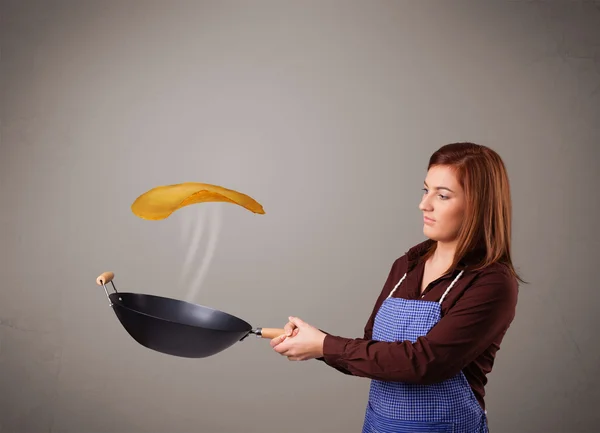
[96,272,115,286]
[258,328,286,339]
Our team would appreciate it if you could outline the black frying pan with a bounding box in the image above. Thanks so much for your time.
[95,272,285,358]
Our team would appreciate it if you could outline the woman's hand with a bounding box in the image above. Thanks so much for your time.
[270,316,326,361]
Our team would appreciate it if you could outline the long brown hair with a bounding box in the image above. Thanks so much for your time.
[424,142,524,283]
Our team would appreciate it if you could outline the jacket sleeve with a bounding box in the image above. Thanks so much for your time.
[319,266,519,384]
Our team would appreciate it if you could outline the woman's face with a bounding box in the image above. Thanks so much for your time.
[419,165,466,243]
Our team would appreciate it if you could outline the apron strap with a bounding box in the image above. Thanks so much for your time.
[386,273,407,299]
[438,270,464,305]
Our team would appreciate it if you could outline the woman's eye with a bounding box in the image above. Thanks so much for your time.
[438,194,448,200]
[422,188,428,194]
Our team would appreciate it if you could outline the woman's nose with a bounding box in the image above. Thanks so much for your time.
[419,195,433,211]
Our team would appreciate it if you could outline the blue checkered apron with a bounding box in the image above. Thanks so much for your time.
[362,271,489,433]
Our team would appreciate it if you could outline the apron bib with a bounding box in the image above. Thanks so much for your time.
[362,271,488,433]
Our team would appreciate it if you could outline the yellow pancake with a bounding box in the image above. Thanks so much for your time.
[131,182,265,220]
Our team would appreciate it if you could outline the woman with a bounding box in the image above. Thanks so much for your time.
[270,142,522,433]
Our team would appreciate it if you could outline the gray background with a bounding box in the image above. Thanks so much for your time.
[1,1,599,432]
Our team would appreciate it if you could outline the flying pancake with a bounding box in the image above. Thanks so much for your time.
[131,182,265,220]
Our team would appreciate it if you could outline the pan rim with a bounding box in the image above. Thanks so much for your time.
[108,292,254,333]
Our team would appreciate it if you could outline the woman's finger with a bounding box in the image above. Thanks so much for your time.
[284,321,297,336]
[270,333,287,347]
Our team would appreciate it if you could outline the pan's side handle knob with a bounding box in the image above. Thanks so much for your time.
[96,272,114,285]
[96,271,118,305]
